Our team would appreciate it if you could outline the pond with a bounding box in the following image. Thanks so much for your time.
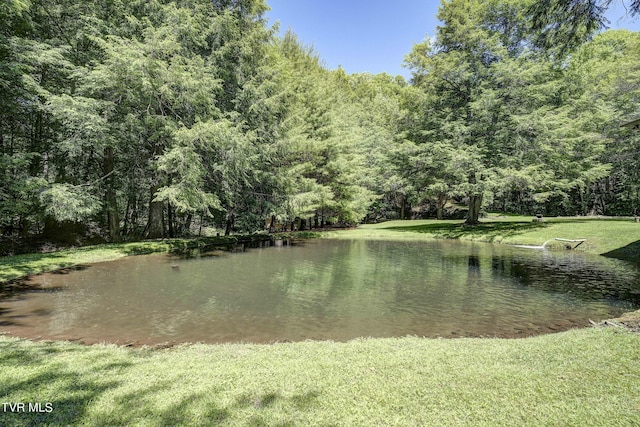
[1,239,639,345]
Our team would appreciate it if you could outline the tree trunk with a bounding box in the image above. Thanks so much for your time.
[400,196,406,220]
[122,197,131,237]
[224,208,235,236]
[146,185,164,238]
[130,194,140,237]
[268,215,276,233]
[167,203,174,238]
[20,217,30,238]
[465,193,483,225]
[184,214,192,235]
[104,147,120,242]
[436,194,446,220]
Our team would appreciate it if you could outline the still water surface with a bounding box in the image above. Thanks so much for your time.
[1,239,639,344]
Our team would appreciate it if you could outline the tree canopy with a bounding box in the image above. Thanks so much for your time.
[0,0,638,250]
[529,0,640,54]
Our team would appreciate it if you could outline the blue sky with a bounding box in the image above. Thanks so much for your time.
[265,0,640,79]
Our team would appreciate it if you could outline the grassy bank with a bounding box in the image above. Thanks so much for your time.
[324,216,640,262]
[1,327,639,426]
[0,235,273,285]
[0,241,170,285]
[2,217,638,284]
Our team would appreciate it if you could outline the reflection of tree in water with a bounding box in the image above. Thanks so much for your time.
[468,255,480,270]
[469,255,480,270]
[496,251,640,306]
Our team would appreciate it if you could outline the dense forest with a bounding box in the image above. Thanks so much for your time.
[1,0,639,250]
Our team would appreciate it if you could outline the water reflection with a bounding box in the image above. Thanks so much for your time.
[0,239,638,344]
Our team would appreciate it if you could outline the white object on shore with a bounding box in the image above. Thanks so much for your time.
[513,238,586,250]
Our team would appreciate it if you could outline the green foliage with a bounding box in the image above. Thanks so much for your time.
[0,154,44,228]
[404,0,639,220]
[39,183,101,222]
[405,0,540,222]
[1,0,639,243]
[528,0,640,55]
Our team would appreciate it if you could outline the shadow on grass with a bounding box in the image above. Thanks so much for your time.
[602,239,640,264]
[379,220,549,241]
[0,341,126,426]
[0,340,237,426]
[107,382,231,426]
[1,338,321,426]
[0,252,71,283]
[235,390,320,427]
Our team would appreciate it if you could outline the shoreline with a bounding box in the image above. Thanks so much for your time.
[3,216,640,285]
[1,219,639,347]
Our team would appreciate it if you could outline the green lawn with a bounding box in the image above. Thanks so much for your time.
[1,327,639,426]
[1,217,639,425]
[0,241,173,285]
[0,236,261,285]
[324,217,640,262]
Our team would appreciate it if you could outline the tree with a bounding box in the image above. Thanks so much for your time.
[406,0,535,224]
[43,0,275,239]
[529,0,640,54]
[5,0,639,250]
[566,30,640,215]
[257,32,378,229]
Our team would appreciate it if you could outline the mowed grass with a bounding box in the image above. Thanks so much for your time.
[324,216,640,262]
[0,241,172,284]
[0,236,255,285]
[1,327,639,426]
